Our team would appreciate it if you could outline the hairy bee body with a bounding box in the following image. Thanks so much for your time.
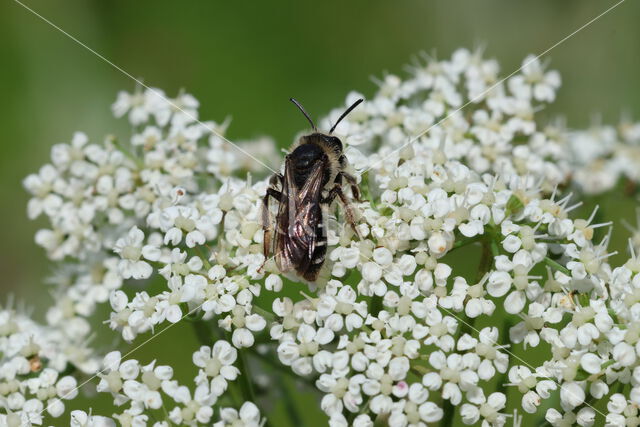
[262,100,362,282]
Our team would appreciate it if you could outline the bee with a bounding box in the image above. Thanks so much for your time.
[262,98,364,282]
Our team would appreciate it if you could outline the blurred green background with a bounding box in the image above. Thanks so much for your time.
[1,0,640,425]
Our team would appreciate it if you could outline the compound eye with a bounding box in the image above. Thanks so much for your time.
[328,136,342,151]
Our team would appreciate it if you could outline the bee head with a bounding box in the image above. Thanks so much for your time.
[320,134,343,153]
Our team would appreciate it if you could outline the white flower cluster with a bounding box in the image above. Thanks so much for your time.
[0,305,92,426]
[568,119,640,195]
[322,52,570,193]
[88,341,257,426]
[10,48,640,426]
[265,161,621,425]
[67,341,262,427]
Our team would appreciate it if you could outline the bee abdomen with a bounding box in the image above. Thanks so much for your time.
[301,233,327,281]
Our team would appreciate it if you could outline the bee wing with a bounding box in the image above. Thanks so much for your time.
[294,158,327,261]
[274,156,326,274]
[273,157,295,272]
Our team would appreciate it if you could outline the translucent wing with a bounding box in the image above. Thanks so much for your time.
[274,156,326,275]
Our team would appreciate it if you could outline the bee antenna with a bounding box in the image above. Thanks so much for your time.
[330,98,363,133]
[290,98,316,131]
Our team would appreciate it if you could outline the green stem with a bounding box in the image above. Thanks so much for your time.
[442,399,455,427]
[543,257,571,276]
[476,240,493,283]
[237,349,257,403]
[249,348,316,388]
[252,305,275,321]
[453,240,494,340]
[490,238,500,258]
[281,377,304,427]
[195,246,212,269]
[250,348,312,427]
[161,402,173,426]
[111,136,144,169]
[495,317,512,398]
[450,234,483,252]
[360,172,374,207]
[217,331,247,408]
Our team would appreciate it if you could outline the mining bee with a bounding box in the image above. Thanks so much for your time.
[262,98,364,282]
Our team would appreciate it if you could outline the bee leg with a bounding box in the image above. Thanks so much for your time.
[323,186,359,237]
[260,175,283,272]
[338,171,364,202]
